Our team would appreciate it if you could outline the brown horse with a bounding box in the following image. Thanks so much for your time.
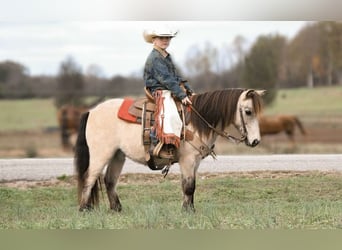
[75,88,265,212]
[56,97,105,150]
[57,105,88,149]
[259,114,306,144]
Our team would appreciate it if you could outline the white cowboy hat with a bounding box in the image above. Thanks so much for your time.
[143,28,178,43]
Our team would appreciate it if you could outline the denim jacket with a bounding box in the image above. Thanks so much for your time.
[143,47,193,101]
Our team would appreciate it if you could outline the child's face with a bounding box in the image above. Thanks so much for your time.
[153,36,171,50]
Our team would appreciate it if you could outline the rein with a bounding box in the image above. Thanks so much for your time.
[189,104,247,144]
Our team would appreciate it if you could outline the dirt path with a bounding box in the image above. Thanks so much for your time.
[1,154,342,182]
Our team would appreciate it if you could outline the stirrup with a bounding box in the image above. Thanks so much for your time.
[152,141,164,157]
[162,164,171,178]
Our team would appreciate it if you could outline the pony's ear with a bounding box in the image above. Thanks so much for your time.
[255,90,266,96]
[246,89,266,98]
[246,89,255,98]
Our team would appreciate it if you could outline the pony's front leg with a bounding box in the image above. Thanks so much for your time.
[179,153,201,212]
[181,175,196,212]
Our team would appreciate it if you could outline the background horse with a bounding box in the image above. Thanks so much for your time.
[56,97,105,150]
[75,88,265,212]
[57,105,88,150]
[259,114,307,145]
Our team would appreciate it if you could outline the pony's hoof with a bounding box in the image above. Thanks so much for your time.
[182,205,196,213]
[79,204,92,212]
[110,204,122,212]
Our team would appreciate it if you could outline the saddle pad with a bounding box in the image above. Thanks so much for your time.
[117,98,138,123]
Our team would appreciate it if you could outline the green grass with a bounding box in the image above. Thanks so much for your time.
[0,86,341,132]
[265,86,342,116]
[1,172,342,229]
[0,99,57,131]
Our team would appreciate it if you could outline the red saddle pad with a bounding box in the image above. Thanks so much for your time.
[117,98,137,123]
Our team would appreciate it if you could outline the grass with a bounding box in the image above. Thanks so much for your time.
[0,86,341,132]
[0,99,57,131]
[1,172,342,229]
[265,86,342,116]
[1,88,342,230]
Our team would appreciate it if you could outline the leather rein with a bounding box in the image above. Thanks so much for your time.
[188,104,247,144]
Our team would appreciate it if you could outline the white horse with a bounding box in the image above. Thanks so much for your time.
[75,88,265,212]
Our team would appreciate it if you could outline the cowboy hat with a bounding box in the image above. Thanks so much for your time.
[143,28,178,43]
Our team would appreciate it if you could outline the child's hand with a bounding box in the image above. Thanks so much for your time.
[181,96,192,105]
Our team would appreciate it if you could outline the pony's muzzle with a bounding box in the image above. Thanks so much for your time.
[246,139,260,147]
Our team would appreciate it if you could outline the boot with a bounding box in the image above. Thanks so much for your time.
[149,143,155,156]
[158,144,176,159]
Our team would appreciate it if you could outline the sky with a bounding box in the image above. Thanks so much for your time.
[0,0,337,78]
[0,21,309,78]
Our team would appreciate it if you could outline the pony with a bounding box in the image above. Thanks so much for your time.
[56,97,105,150]
[258,114,306,144]
[75,88,265,212]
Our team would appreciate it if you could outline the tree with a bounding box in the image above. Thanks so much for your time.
[242,34,286,104]
[233,35,247,64]
[286,21,342,87]
[84,64,107,96]
[55,56,84,107]
[185,42,231,91]
[318,22,342,86]
[286,23,320,87]
[0,60,30,98]
[184,42,219,76]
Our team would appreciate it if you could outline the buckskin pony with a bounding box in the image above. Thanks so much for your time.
[75,88,265,212]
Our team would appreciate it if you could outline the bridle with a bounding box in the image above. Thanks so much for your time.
[189,105,248,144]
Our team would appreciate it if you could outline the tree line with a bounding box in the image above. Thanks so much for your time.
[0,21,341,106]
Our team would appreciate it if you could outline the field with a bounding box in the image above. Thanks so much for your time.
[0,86,342,157]
[1,171,342,229]
[1,86,342,229]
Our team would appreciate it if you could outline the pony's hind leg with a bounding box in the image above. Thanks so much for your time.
[104,149,125,212]
[79,165,105,211]
[78,148,112,211]
[75,111,105,212]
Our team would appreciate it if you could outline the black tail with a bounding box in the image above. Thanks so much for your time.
[74,112,100,207]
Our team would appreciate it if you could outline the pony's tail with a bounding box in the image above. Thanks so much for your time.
[294,117,307,135]
[74,112,100,208]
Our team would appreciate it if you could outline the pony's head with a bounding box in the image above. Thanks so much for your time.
[189,88,265,147]
[234,89,265,147]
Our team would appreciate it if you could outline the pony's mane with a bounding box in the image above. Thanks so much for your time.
[190,88,263,137]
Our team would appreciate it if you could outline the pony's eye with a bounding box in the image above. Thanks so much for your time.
[245,109,252,116]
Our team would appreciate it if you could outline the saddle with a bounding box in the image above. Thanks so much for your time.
[117,93,185,171]
[117,92,216,173]
[128,97,156,145]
